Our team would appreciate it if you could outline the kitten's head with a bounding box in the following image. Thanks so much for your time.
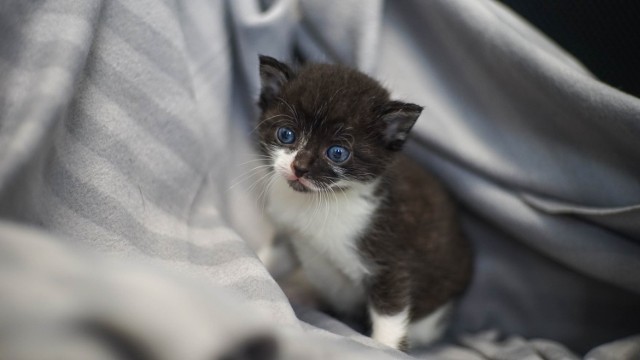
[257,55,422,193]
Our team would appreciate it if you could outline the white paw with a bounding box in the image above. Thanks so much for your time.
[369,306,409,349]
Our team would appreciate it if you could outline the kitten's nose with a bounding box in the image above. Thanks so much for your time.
[292,163,308,178]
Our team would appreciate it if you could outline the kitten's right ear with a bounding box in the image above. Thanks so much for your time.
[258,55,294,110]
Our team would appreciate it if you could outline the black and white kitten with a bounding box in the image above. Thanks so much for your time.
[256,56,472,350]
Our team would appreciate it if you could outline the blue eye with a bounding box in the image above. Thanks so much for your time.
[326,145,350,163]
[276,127,296,144]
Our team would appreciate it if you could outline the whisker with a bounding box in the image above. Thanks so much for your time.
[246,169,275,194]
[249,114,295,135]
[276,97,299,124]
[257,171,278,214]
[227,165,273,191]
[237,157,271,165]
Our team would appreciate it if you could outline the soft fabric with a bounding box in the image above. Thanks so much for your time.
[0,0,638,359]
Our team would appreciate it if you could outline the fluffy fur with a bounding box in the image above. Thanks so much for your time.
[255,56,472,350]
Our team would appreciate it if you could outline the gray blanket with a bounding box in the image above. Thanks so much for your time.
[1,0,639,359]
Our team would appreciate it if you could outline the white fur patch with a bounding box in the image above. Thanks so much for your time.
[266,149,380,313]
[257,237,296,280]
[272,148,297,180]
[369,307,410,349]
[407,302,452,347]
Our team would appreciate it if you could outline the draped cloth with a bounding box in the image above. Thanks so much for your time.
[1,0,638,358]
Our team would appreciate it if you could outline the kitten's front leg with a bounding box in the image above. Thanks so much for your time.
[367,269,411,351]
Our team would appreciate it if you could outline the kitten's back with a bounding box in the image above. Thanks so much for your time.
[362,154,472,319]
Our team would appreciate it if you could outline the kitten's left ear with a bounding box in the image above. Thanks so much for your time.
[258,55,294,110]
[380,101,423,151]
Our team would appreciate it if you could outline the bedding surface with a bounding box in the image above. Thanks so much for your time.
[1,0,639,358]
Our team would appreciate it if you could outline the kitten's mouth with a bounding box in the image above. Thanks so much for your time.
[287,179,311,192]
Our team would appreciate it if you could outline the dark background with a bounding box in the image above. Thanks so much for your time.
[498,1,640,98]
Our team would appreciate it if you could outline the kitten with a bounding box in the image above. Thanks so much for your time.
[256,55,472,350]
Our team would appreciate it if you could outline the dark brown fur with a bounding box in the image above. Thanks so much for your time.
[361,155,472,320]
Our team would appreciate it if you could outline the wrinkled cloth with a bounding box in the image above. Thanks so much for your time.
[0,0,639,359]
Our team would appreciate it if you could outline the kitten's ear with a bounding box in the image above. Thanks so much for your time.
[380,101,423,151]
[258,55,294,109]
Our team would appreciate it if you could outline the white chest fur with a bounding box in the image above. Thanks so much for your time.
[266,176,380,313]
